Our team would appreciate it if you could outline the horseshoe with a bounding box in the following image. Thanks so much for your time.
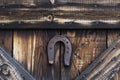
[48,35,72,66]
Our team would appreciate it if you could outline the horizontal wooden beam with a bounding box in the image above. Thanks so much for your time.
[0,0,120,6]
[0,5,119,20]
[0,3,119,29]
[0,21,120,29]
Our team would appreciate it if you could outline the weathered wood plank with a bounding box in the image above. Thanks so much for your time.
[0,0,120,6]
[0,46,35,80]
[0,30,13,55]
[46,30,61,80]
[0,8,119,22]
[1,21,120,29]
[0,7,120,29]
[13,30,60,80]
[107,30,120,80]
[76,36,120,80]
[61,30,107,80]
[56,0,120,5]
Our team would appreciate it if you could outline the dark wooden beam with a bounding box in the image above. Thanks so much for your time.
[0,4,120,20]
[0,21,120,29]
[0,1,120,29]
[0,0,120,6]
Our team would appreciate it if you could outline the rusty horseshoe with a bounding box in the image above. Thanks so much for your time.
[48,35,72,66]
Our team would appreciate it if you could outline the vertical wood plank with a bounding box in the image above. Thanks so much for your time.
[60,30,77,80]
[45,30,61,80]
[0,30,13,55]
[61,30,107,80]
[13,30,60,80]
[107,30,120,80]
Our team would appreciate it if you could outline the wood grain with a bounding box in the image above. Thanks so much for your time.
[0,0,120,6]
[0,7,120,29]
[60,30,107,80]
[0,29,120,80]
[0,30,13,55]
[107,30,120,80]
[13,30,61,80]
[0,8,119,22]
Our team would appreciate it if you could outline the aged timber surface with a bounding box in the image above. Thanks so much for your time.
[13,30,61,80]
[0,6,120,21]
[0,5,120,20]
[0,0,120,29]
[60,30,107,80]
[0,0,120,6]
[75,36,120,80]
[0,30,120,80]
[0,6,120,29]
[107,30,120,80]
[0,46,35,80]
[1,22,120,29]
[0,2,120,29]
[0,30,13,55]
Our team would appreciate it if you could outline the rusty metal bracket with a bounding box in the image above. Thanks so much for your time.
[48,35,72,66]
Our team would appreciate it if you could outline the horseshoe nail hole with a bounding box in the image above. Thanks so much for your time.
[0,67,1,71]
[49,61,54,64]
[49,47,52,50]
[67,47,69,49]
[66,51,69,53]
[66,41,68,44]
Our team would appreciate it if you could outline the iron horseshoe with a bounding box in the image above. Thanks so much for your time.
[48,35,72,66]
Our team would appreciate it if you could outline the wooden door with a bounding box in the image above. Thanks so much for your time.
[0,29,120,80]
